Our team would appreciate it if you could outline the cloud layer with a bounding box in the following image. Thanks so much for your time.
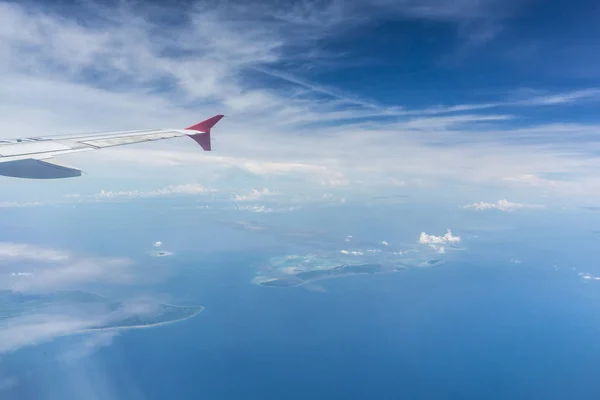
[463,199,544,212]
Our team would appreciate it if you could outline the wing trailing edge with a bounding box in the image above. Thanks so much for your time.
[0,114,225,179]
[0,159,82,179]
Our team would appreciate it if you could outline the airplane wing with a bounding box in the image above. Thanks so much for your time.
[0,114,224,179]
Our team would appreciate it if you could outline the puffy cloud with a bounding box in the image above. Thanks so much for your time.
[153,241,162,248]
[464,199,544,211]
[579,272,600,281]
[381,240,389,246]
[340,250,364,256]
[419,229,461,245]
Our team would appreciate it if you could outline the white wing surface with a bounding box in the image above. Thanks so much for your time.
[0,115,223,179]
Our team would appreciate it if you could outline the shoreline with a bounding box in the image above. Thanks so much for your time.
[66,306,206,337]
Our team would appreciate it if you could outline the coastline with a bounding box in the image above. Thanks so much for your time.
[66,305,205,337]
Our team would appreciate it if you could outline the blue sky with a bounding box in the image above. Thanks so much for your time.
[2,0,600,206]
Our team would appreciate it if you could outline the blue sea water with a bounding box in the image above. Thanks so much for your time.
[3,201,600,399]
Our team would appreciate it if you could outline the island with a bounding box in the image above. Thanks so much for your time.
[254,263,407,288]
[0,290,204,331]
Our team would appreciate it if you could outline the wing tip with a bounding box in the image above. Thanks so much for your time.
[185,114,224,151]
[185,114,225,132]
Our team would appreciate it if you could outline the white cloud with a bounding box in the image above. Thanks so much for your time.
[234,188,271,201]
[153,241,162,248]
[429,245,446,254]
[0,296,171,354]
[381,240,389,246]
[233,205,274,213]
[59,331,119,363]
[501,174,560,188]
[0,242,70,262]
[340,250,363,256]
[0,313,109,354]
[0,242,136,292]
[580,273,600,281]
[95,184,216,200]
[419,229,461,245]
[0,201,44,208]
[464,199,544,212]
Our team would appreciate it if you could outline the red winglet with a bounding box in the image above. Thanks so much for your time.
[185,115,224,133]
[185,115,224,151]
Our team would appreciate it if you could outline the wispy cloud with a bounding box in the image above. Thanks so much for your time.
[502,174,560,188]
[0,242,70,262]
[464,199,544,212]
[59,331,119,363]
[233,204,275,213]
[367,0,514,21]
[1,242,136,292]
[0,201,45,208]
[94,184,216,199]
[0,295,174,354]
[1,0,600,203]
[0,313,110,354]
[234,188,271,201]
